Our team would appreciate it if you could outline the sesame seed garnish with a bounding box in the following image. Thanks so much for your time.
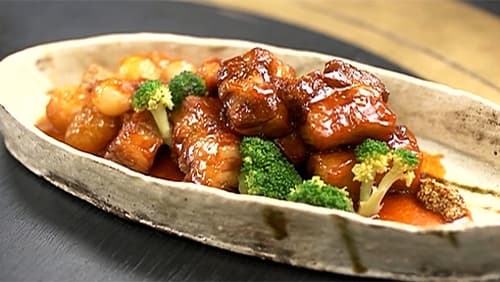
[417,178,468,222]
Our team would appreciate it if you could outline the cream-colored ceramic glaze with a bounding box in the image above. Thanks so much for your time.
[0,33,499,282]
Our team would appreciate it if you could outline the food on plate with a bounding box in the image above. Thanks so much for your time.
[351,138,419,217]
[288,176,354,212]
[218,48,294,137]
[238,136,302,199]
[131,79,175,144]
[64,105,121,154]
[171,95,241,191]
[290,72,396,150]
[104,111,162,173]
[46,86,90,132]
[307,150,360,208]
[417,178,468,222]
[37,47,469,226]
[273,131,308,166]
[196,58,222,95]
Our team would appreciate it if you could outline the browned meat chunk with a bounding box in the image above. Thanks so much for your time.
[171,96,241,191]
[286,58,396,150]
[64,105,121,154]
[323,59,389,102]
[307,150,360,206]
[383,125,419,151]
[218,48,295,137]
[196,58,222,96]
[296,82,396,149]
[273,131,308,166]
[104,111,163,173]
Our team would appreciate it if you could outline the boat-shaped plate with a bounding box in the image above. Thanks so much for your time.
[0,33,499,281]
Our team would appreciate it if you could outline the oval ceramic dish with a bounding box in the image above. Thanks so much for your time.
[0,33,499,282]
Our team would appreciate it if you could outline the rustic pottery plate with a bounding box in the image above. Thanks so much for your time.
[0,33,499,282]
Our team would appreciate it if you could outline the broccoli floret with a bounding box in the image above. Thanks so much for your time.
[132,80,174,145]
[288,176,354,212]
[239,137,302,199]
[352,139,391,201]
[239,137,355,212]
[352,139,419,217]
[168,71,206,107]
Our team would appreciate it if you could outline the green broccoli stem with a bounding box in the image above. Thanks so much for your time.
[238,172,249,194]
[359,181,373,202]
[377,167,404,196]
[149,107,172,146]
[358,167,402,217]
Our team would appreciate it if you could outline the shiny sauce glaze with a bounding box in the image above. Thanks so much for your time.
[38,112,455,226]
[170,96,241,191]
[37,115,185,181]
[378,150,455,226]
[217,48,295,137]
[36,116,65,143]
[289,69,397,150]
[35,48,469,227]
[149,146,185,181]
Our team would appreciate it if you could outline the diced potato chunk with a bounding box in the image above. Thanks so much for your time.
[91,78,136,117]
[64,106,121,154]
[118,55,161,80]
[46,86,89,132]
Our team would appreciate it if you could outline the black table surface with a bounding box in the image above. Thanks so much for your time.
[0,2,415,281]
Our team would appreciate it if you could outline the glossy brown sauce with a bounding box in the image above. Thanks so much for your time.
[35,116,65,142]
[149,146,185,181]
[35,115,464,226]
[36,115,185,181]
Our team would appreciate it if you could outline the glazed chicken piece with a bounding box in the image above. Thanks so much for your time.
[218,48,295,138]
[290,67,396,150]
[307,150,360,207]
[64,105,121,155]
[273,131,308,167]
[171,96,242,191]
[104,111,163,174]
[196,58,222,96]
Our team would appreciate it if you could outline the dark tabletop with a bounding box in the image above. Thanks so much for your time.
[0,1,421,281]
